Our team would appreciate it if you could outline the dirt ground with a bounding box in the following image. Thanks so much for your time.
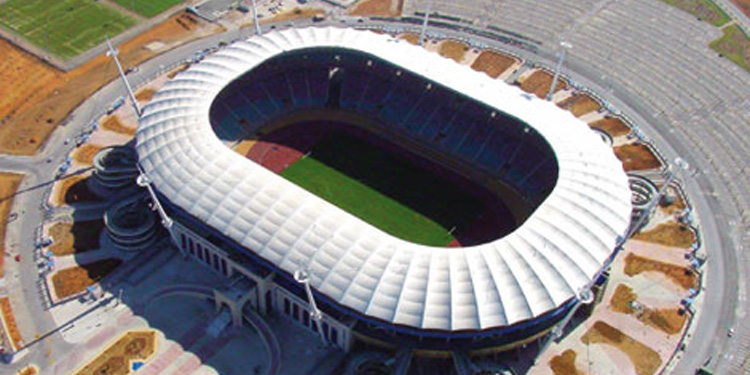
[730,0,750,16]
[556,93,601,117]
[53,174,103,206]
[0,297,23,351]
[0,172,24,277]
[633,222,695,248]
[348,0,403,17]
[517,70,567,99]
[549,349,585,375]
[72,144,102,166]
[613,143,662,171]
[589,116,631,137]
[101,116,136,136]
[135,88,155,103]
[397,33,420,45]
[0,12,224,156]
[609,284,687,335]
[437,40,469,63]
[581,321,661,375]
[75,330,156,375]
[15,365,38,375]
[48,220,105,256]
[51,258,123,299]
[623,253,697,290]
[470,50,518,78]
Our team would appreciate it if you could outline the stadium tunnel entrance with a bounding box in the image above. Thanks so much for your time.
[209,47,559,246]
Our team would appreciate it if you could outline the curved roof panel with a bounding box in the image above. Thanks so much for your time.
[136,27,632,332]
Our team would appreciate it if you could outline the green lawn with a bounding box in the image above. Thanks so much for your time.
[710,25,750,71]
[0,0,137,60]
[658,0,730,27]
[111,0,187,18]
[280,132,483,247]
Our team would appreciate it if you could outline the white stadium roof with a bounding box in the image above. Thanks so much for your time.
[136,27,632,332]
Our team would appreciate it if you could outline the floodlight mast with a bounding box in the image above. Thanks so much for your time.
[546,41,572,101]
[418,0,433,46]
[250,0,262,35]
[106,37,141,117]
[136,165,183,255]
[295,269,327,344]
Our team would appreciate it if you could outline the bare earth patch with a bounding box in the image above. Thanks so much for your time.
[397,33,420,45]
[470,50,518,78]
[609,284,688,335]
[589,116,631,137]
[101,116,136,136]
[0,297,23,351]
[51,258,123,299]
[48,220,105,256]
[16,365,39,375]
[624,253,697,290]
[74,330,156,375]
[0,172,24,277]
[581,321,662,375]
[72,144,102,165]
[550,349,586,375]
[0,12,223,155]
[348,0,403,17]
[437,40,469,63]
[135,88,155,103]
[710,24,750,71]
[517,70,567,99]
[265,7,326,23]
[557,93,601,117]
[613,143,662,170]
[633,222,695,248]
[55,175,103,205]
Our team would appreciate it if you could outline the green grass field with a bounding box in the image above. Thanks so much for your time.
[111,0,187,18]
[0,0,137,60]
[658,0,730,27]
[280,133,484,247]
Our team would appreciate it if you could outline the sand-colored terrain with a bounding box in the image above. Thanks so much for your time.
[0,297,23,351]
[397,33,420,45]
[623,253,697,290]
[550,349,586,375]
[348,0,403,17]
[437,40,469,63]
[557,93,601,117]
[51,258,123,299]
[0,12,223,155]
[0,172,24,277]
[581,321,661,375]
[589,116,631,137]
[74,330,156,375]
[101,116,136,136]
[609,284,687,335]
[471,50,518,78]
[613,143,662,171]
[517,70,567,99]
[633,222,695,248]
[48,220,105,256]
[72,144,102,166]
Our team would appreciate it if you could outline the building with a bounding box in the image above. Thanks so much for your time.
[135,27,632,354]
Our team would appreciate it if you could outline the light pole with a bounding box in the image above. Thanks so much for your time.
[136,166,182,255]
[105,37,141,117]
[250,0,261,35]
[294,269,327,345]
[546,41,572,101]
[418,0,433,46]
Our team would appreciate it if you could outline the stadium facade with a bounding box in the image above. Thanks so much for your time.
[136,27,632,353]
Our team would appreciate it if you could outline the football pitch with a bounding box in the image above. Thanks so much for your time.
[111,0,187,18]
[0,0,137,60]
[280,132,484,247]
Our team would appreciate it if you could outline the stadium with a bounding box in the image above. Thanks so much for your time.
[135,26,632,354]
